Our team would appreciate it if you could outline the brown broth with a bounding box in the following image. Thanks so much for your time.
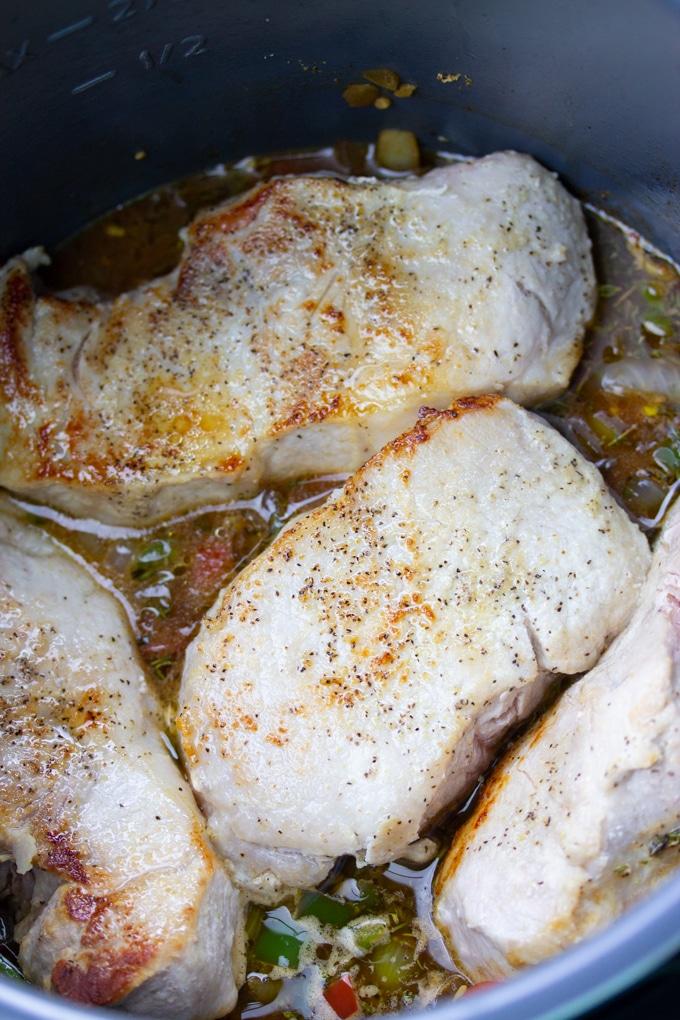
[539,208,680,528]
[5,141,680,1018]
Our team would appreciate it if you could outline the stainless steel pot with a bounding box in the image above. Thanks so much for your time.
[2,1,680,1018]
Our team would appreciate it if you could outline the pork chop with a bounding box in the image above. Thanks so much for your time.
[0,152,595,526]
[0,497,242,1018]
[176,396,650,898]
[433,497,680,982]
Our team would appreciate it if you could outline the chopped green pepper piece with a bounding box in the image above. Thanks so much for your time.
[251,907,307,969]
[369,934,417,992]
[296,891,357,927]
[0,956,23,981]
[253,928,304,969]
[333,877,380,911]
[347,915,389,951]
[653,445,680,475]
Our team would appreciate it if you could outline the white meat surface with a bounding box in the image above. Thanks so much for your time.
[0,152,594,526]
[0,498,242,1018]
[433,497,680,981]
[177,396,650,898]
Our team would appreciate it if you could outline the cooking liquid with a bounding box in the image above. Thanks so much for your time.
[3,142,680,1016]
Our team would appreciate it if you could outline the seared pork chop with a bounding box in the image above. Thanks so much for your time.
[433,495,680,982]
[0,152,594,526]
[0,498,241,1018]
[176,396,650,898]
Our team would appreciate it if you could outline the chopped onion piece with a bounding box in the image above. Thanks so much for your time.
[600,357,680,403]
[342,84,379,107]
[375,129,420,172]
[363,67,400,91]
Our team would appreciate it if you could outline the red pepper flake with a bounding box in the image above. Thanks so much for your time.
[323,973,360,1019]
[462,981,501,996]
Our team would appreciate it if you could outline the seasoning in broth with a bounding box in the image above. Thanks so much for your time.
[2,140,680,1018]
[539,208,680,528]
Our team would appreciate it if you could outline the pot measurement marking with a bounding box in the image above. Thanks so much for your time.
[0,40,29,75]
[47,17,95,43]
[109,0,158,21]
[139,36,208,69]
[72,69,118,94]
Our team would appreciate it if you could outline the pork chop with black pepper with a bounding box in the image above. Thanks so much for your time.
[433,494,680,982]
[0,497,242,1018]
[177,396,650,898]
[0,152,594,526]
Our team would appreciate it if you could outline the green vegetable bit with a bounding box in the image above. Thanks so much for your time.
[131,538,173,580]
[369,934,418,992]
[652,428,680,480]
[149,655,175,680]
[598,283,621,299]
[347,916,389,952]
[653,445,680,476]
[296,891,358,928]
[642,314,674,339]
[649,828,680,856]
[248,906,308,969]
[0,955,23,981]
[333,877,380,911]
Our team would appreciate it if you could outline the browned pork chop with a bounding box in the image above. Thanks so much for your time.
[0,153,594,526]
[434,498,680,982]
[0,498,242,1018]
[177,396,649,898]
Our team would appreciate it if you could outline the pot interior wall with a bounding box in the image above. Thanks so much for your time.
[2,0,680,261]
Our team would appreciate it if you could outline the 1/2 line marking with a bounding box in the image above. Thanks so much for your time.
[72,69,117,94]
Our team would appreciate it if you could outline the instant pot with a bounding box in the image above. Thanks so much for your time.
[2,1,680,1018]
